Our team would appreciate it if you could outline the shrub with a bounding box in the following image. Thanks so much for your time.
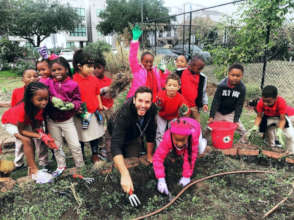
[12,60,35,76]
[84,40,111,60]
[0,38,25,62]
[246,84,261,100]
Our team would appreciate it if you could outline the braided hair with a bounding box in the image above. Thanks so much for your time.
[24,82,48,122]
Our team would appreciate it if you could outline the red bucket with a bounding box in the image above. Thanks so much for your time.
[208,121,237,149]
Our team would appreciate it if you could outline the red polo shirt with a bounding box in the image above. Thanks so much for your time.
[11,87,25,107]
[286,106,294,116]
[1,102,44,125]
[256,96,287,117]
[181,69,200,107]
[96,76,114,109]
[156,90,188,121]
[73,73,101,113]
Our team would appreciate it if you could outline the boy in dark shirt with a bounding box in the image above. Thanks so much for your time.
[208,63,246,138]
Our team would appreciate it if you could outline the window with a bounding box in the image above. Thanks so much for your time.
[70,25,87,37]
[66,42,75,48]
[97,9,102,17]
[75,8,85,17]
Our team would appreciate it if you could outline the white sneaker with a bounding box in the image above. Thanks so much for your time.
[52,167,66,178]
[32,170,54,184]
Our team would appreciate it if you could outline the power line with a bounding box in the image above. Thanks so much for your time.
[145,0,246,23]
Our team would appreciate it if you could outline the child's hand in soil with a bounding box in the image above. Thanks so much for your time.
[157,178,169,195]
[179,177,190,187]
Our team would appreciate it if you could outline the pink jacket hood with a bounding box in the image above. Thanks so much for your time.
[153,117,201,179]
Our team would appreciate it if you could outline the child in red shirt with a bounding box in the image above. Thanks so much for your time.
[249,85,294,152]
[155,74,189,147]
[181,56,208,122]
[10,69,43,169]
[93,57,113,160]
[73,49,105,166]
[1,82,56,183]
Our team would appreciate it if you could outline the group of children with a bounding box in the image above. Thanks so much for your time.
[1,47,113,183]
[1,25,294,197]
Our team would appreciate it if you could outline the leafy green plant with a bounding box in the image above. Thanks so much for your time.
[84,40,111,60]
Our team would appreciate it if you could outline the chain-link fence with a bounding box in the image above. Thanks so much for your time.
[140,0,294,104]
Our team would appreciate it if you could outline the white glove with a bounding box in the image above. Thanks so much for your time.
[198,132,207,154]
[157,178,169,195]
[179,177,191,187]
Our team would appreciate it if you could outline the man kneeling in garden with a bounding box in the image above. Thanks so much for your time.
[109,86,157,194]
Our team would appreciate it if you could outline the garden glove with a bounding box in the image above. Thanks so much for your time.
[37,129,58,150]
[51,97,65,109]
[158,63,166,72]
[94,110,103,124]
[276,128,285,146]
[60,102,75,111]
[248,125,258,136]
[179,177,191,187]
[0,160,15,174]
[157,178,169,195]
[178,104,189,117]
[155,97,164,111]
[132,24,143,41]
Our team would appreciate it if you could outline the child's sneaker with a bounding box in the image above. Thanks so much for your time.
[275,140,282,148]
[32,170,54,184]
[52,167,66,178]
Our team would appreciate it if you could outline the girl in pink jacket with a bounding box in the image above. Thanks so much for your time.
[153,117,207,195]
[127,25,162,102]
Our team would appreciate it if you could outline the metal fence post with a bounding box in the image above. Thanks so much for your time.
[154,21,157,55]
[261,25,271,90]
[188,11,192,57]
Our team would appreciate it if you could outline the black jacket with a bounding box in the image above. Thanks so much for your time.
[109,100,157,157]
[209,78,246,122]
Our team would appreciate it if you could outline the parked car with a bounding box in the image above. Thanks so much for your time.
[59,49,74,68]
[171,44,212,63]
[59,49,74,61]
[154,47,178,58]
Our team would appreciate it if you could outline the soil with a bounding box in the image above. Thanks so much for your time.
[1,151,294,219]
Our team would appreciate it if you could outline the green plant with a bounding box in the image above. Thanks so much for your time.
[0,38,24,62]
[12,60,35,76]
[84,40,111,60]
[246,84,261,100]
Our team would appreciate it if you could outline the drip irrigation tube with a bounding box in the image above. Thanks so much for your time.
[134,170,275,220]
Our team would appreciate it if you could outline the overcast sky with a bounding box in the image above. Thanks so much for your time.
[163,0,239,16]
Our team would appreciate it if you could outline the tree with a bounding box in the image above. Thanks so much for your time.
[210,0,294,79]
[0,38,25,62]
[84,41,111,60]
[97,0,171,35]
[8,0,81,47]
[0,0,11,35]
